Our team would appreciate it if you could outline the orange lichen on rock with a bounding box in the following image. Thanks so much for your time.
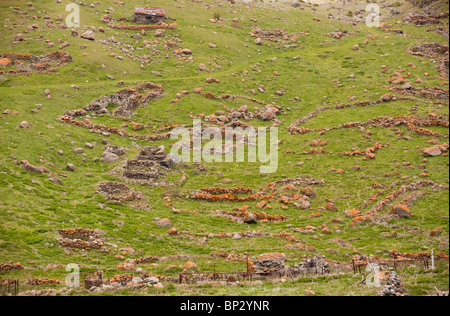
[193,187,274,202]
[182,261,198,269]
[0,261,25,272]
[389,205,412,218]
[167,227,178,236]
[345,209,361,218]
[0,57,11,67]
[430,228,442,237]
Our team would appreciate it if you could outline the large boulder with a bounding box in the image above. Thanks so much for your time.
[14,33,24,41]
[81,31,95,40]
[243,213,257,224]
[101,151,119,163]
[254,253,286,273]
[260,109,276,121]
[422,146,442,156]
[389,205,412,218]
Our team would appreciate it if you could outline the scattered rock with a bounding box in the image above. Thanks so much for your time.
[243,213,257,224]
[81,31,95,40]
[389,205,412,218]
[157,218,173,227]
[19,121,30,129]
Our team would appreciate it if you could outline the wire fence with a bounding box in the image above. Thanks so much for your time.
[0,257,443,295]
[351,258,434,274]
[0,279,20,296]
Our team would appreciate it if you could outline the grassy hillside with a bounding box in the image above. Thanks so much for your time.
[0,0,448,296]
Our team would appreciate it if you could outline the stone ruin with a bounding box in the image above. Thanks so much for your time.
[404,12,448,25]
[57,228,105,250]
[213,210,287,224]
[122,146,175,182]
[84,82,164,117]
[407,0,443,10]
[407,42,448,57]
[26,278,62,286]
[116,256,159,271]
[407,42,449,78]
[290,255,330,275]
[0,261,25,272]
[16,289,56,297]
[390,85,449,100]
[100,14,177,30]
[203,104,284,124]
[325,30,353,39]
[427,26,449,38]
[251,253,332,277]
[20,160,49,174]
[378,272,409,296]
[250,27,298,42]
[253,253,286,275]
[134,7,167,24]
[58,228,99,239]
[85,271,104,290]
[98,181,143,204]
[0,51,73,75]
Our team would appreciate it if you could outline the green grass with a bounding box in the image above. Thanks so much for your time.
[0,0,448,296]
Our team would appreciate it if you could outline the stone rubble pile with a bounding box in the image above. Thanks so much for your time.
[0,51,73,75]
[116,256,159,271]
[422,143,449,157]
[269,176,324,187]
[213,209,287,224]
[98,181,143,204]
[193,187,274,202]
[123,146,175,182]
[84,82,164,117]
[100,15,177,30]
[290,255,330,275]
[26,278,62,286]
[57,228,105,250]
[427,26,449,38]
[378,272,409,296]
[253,253,286,274]
[20,160,49,174]
[249,27,300,47]
[203,103,284,124]
[84,271,104,290]
[390,86,449,100]
[289,115,449,137]
[0,261,25,272]
[325,29,354,39]
[57,228,99,240]
[17,289,56,296]
[404,12,449,25]
[367,180,449,215]
[89,273,165,291]
[407,42,449,78]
